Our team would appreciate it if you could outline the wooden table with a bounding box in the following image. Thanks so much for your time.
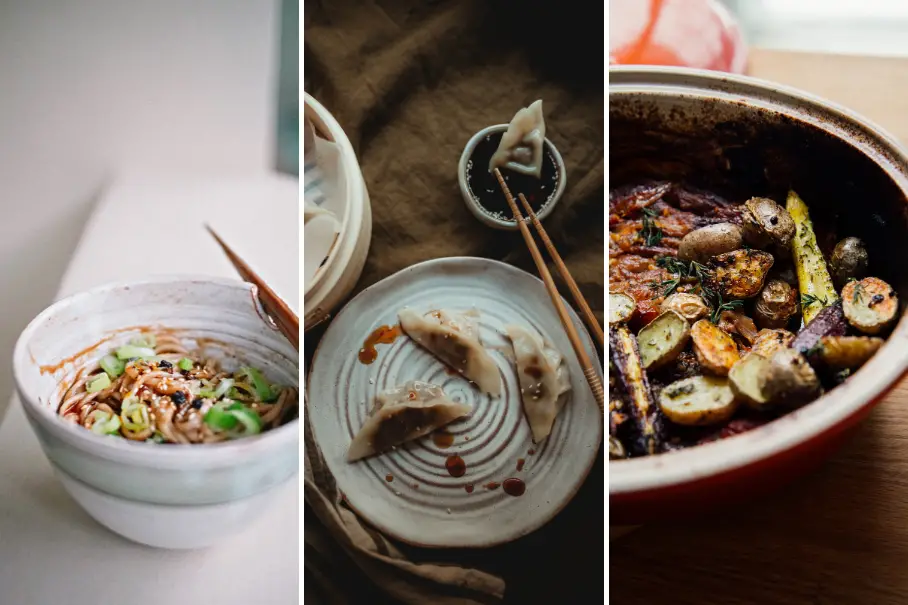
[611,49,908,605]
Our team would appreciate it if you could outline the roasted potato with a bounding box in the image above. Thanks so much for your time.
[830,237,869,288]
[842,277,899,335]
[708,249,774,299]
[751,328,795,358]
[761,348,820,406]
[787,190,837,324]
[754,279,799,330]
[661,292,709,322]
[741,197,796,248]
[817,335,884,369]
[658,375,739,426]
[637,311,691,370]
[678,222,743,264]
[729,352,771,409]
[609,292,637,325]
[691,320,740,376]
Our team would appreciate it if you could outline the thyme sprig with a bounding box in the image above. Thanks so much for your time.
[640,207,664,247]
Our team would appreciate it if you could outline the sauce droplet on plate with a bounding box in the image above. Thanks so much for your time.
[358,324,402,364]
[485,481,500,490]
[465,483,474,493]
[432,431,455,448]
[516,458,525,471]
[528,448,536,456]
[385,474,393,482]
[445,454,466,478]
[503,478,526,497]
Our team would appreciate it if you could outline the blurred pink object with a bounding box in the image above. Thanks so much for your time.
[610,0,747,74]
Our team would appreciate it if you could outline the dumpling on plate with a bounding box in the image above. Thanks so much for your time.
[488,99,546,179]
[398,308,502,397]
[347,381,471,461]
[505,324,571,442]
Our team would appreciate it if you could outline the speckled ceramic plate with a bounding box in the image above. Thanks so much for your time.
[307,257,602,548]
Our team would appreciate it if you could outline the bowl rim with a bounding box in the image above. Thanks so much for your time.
[457,123,567,231]
[609,65,908,495]
[12,274,299,470]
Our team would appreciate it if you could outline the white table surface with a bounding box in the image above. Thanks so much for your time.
[0,174,300,605]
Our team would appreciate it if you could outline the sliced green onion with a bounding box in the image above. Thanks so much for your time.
[204,406,239,431]
[100,355,125,378]
[120,397,151,432]
[116,345,156,360]
[198,389,215,399]
[90,410,121,435]
[212,378,235,400]
[177,357,194,371]
[130,333,156,348]
[237,367,279,402]
[229,407,262,436]
[86,373,111,393]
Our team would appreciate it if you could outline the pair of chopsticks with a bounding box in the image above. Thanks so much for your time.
[493,168,604,412]
[206,226,299,351]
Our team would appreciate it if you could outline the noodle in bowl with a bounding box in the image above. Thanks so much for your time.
[13,276,299,549]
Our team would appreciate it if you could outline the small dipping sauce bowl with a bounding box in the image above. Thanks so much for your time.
[458,124,567,231]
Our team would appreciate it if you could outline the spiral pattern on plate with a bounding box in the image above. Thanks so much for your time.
[308,258,602,547]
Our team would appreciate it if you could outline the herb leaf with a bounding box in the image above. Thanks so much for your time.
[801,293,828,309]
[640,208,664,247]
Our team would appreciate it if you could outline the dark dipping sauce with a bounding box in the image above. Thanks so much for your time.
[465,131,560,222]
[502,478,526,497]
[358,325,401,365]
[445,454,466,478]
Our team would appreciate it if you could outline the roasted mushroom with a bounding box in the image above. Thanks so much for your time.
[830,237,869,288]
[754,279,799,330]
[660,292,709,322]
[741,197,796,248]
[678,223,743,264]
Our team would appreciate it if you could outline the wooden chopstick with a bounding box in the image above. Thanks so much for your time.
[206,225,300,351]
[492,169,604,412]
[516,192,604,347]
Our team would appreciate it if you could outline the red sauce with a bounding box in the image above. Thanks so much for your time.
[465,483,474,493]
[385,474,393,482]
[358,325,402,365]
[485,482,501,490]
[516,458,525,472]
[39,335,115,375]
[432,431,455,448]
[445,455,466,478]
[413,484,419,489]
[528,448,536,455]
[503,478,526,497]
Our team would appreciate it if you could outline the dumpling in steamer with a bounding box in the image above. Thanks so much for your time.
[505,324,571,442]
[398,308,502,397]
[488,99,547,179]
[347,381,471,461]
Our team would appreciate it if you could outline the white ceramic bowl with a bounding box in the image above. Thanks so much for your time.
[457,124,567,231]
[303,93,373,330]
[12,276,299,548]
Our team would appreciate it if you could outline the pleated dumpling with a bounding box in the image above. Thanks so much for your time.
[488,99,546,178]
[398,308,502,397]
[347,381,471,462]
[505,324,571,442]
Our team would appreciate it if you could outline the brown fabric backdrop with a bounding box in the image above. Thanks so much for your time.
[304,1,604,602]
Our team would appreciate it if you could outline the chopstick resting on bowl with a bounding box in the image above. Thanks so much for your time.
[206,225,299,351]
[492,168,604,412]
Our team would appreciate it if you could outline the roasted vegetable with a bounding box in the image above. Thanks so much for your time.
[761,348,820,406]
[787,190,837,323]
[661,292,709,322]
[729,352,771,409]
[609,435,627,460]
[751,329,795,358]
[609,292,637,325]
[658,376,739,426]
[609,326,664,456]
[817,335,884,369]
[678,222,743,264]
[707,248,774,299]
[830,237,869,288]
[741,197,796,248]
[842,277,899,335]
[754,279,799,329]
[690,319,740,376]
[717,310,759,345]
[790,301,847,356]
[637,311,691,370]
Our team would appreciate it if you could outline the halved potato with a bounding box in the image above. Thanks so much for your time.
[841,277,898,335]
[658,375,738,426]
[751,329,796,358]
[609,292,637,325]
[637,310,691,369]
[708,249,775,299]
[817,335,884,369]
[691,319,740,376]
[661,292,709,322]
[729,352,771,410]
